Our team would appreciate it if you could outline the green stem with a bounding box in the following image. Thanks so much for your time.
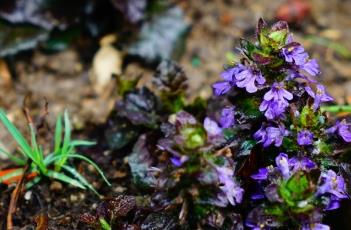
[99,218,112,230]
[320,105,351,113]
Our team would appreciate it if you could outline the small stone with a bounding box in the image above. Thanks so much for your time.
[24,191,32,200]
[70,194,79,202]
[50,181,63,191]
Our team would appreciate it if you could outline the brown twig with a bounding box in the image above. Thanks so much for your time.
[6,163,29,230]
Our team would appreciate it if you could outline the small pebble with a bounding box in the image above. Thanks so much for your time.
[50,181,63,191]
[24,191,32,200]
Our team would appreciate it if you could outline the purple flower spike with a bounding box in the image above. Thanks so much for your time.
[301,59,320,76]
[297,130,314,145]
[235,65,265,93]
[282,43,309,66]
[216,166,244,206]
[251,168,269,180]
[326,120,351,142]
[276,153,290,179]
[220,106,235,128]
[305,84,333,110]
[317,170,348,199]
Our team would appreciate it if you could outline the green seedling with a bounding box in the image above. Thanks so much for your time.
[0,109,110,195]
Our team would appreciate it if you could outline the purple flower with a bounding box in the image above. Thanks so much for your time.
[251,168,269,180]
[216,166,244,206]
[259,82,293,119]
[297,130,314,145]
[317,170,348,199]
[219,106,235,128]
[276,153,290,179]
[305,84,333,111]
[235,65,266,93]
[301,59,320,76]
[204,117,223,143]
[259,100,287,120]
[282,43,309,66]
[212,65,243,96]
[212,81,232,96]
[170,155,189,167]
[326,120,351,142]
[325,195,341,210]
[289,156,316,173]
[254,125,289,147]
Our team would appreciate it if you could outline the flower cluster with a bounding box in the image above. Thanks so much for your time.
[116,20,351,230]
[247,153,347,229]
[211,19,350,229]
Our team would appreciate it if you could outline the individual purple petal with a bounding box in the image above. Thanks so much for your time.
[326,120,351,142]
[253,125,267,144]
[265,125,289,147]
[289,157,316,173]
[301,59,320,76]
[325,196,341,210]
[305,84,333,110]
[275,153,290,179]
[204,117,222,137]
[251,168,269,180]
[219,106,235,128]
[212,81,232,96]
[216,166,244,206]
[302,224,330,230]
[170,155,189,167]
[297,130,314,145]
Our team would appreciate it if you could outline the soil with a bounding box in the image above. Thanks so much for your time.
[0,0,351,229]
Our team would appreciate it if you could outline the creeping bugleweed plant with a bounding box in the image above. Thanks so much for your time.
[0,109,110,195]
[101,19,351,229]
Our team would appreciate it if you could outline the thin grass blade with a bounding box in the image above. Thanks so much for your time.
[68,154,111,186]
[46,170,86,189]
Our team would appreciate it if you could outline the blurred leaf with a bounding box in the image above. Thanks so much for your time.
[116,87,159,127]
[128,7,190,63]
[42,27,80,52]
[0,20,48,57]
[238,140,256,157]
[111,0,147,24]
[105,117,139,150]
[306,35,351,59]
[128,134,159,188]
[0,0,85,30]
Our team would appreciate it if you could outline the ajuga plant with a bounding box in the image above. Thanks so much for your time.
[0,109,110,195]
[84,19,351,229]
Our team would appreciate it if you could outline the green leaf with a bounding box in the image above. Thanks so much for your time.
[68,154,111,186]
[0,20,48,57]
[128,7,190,63]
[0,109,32,160]
[0,147,26,165]
[62,165,100,196]
[99,218,112,230]
[46,170,86,189]
[54,113,63,154]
